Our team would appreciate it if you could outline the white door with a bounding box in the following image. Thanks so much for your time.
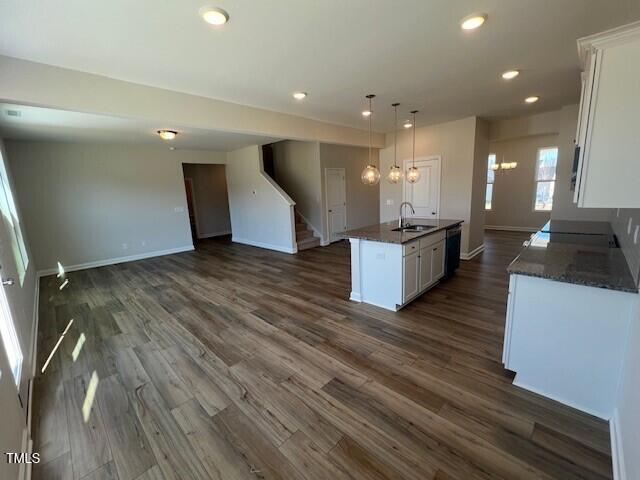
[403,157,441,219]
[325,168,347,242]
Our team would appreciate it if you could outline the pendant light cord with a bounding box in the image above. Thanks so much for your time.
[411,110,418,168]
[368,96,372,166]
[394,104,398,168]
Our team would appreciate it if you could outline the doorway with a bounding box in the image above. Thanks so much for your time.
[325,168,347,243]
[403,156,441,219]
[181,164,231,246]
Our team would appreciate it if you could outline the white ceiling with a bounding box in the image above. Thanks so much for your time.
[0,103,277,151]
[1,1,640,131]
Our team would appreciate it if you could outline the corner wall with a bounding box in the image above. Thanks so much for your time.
[182,163,231,238]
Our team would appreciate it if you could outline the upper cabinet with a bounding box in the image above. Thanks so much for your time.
[573,22,640,208]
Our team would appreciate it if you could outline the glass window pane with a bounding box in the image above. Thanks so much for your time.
[535,181,555,211]
[487,169,495,183]
[536,147,558,181]
[487,154,496,183]
[485,183,493,210]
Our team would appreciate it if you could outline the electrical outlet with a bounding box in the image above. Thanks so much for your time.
[174,206,185,213]
[386,199,394,206]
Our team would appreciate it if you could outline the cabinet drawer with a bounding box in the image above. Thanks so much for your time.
[419,230,445,250]
[402,241,419,257]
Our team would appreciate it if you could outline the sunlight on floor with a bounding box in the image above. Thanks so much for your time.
[40,318,73,373]
[81,371,99,423]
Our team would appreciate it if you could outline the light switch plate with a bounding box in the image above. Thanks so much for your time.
[386,199,394,206]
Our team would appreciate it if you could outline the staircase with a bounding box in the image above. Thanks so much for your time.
[295,212,321,251]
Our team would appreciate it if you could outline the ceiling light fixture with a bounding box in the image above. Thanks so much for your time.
[200,6,229,26]
[293,92,307,100]
[361,94,381,186]
[406,110,421,184]
[362,110,372,117]
[403,122,412,129]
[525,96,539,104]
[461,13,487,31]
[502,70,520,80]
[387,103,403,184]
[157,130,178,140]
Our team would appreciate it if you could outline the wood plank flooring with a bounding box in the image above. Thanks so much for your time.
[32,231,613,480]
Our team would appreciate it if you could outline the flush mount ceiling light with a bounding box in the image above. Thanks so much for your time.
[292,92,307,100]
[502,70,520,80]
[525,96,539,104]
[403,121,412,129]
[387,103,403,184]
[361,94,381,186]
[362,110,372,117]
[200,6,229,26]
[461,13,487,31]
[157,130,178,140]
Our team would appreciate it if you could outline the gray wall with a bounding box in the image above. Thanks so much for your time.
[485,134,557,230]
[379,116,485,255]
[271,141,322,236]
[469,119,489,252]
[320,143,380,241]
[0,138,38,479]
[182,163,231,238]
[7,141,225,273]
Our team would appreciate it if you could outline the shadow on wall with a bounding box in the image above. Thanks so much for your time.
[181,163,232,243]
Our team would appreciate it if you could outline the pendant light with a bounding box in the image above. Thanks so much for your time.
[406,110,421,183]
[361,94,381,186]
[387,102,403,184]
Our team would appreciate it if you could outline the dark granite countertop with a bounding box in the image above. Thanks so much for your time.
[339,218,463,244]
[508,232,638,293]
[540,220,613,235]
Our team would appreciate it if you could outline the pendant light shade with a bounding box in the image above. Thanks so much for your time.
[387,102,403,184]
[361,94,380,186]
[406,110,421,184]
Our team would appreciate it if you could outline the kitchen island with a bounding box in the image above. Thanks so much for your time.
[340,218,463,311]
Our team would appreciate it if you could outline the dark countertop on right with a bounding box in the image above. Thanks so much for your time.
[507,221,639,293]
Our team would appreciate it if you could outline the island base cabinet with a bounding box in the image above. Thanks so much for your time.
[503,274,636,419]
[403,252,420,303]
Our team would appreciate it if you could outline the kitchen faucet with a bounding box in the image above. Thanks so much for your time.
[398,201,415,228]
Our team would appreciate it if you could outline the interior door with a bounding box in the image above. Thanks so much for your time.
[403,157,441,219]
[326,168,347,242]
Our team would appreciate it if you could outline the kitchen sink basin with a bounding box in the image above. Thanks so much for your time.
[392,225,436,232]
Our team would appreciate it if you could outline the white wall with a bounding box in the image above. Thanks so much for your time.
[182,163,231,238]
[7,141,226,273]
[271,141,323,236]
[379,116,485,255]
[226,145,297,253]
[0,138,38,480]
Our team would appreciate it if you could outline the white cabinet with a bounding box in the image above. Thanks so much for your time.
[419,247,432,292]
[431,241,445,281]
[573,22,640,208]
[403,250,420,302]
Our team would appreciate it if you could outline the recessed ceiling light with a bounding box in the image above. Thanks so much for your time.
[525,96,539,104]
[362,110,372,117]
[200,6,229,26]
[157,130,178,140]
[403,122,413,129]
[293,92,307,100]
[461,13,487,31]
[502,70,520,80]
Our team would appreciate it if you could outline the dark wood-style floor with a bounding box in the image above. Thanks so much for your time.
[32,231,613,480]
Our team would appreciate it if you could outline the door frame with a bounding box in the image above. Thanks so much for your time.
[402,155,442,218]
[183,177,200,238]
[324,167,347,243]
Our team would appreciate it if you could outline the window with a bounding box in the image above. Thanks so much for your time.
[485,154,496,210]
[0,151,28,284]
[534,147,558,211]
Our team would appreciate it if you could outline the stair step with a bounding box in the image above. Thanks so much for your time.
[295,222,307,232]
[297,236,321,251]
[296,229,313,240]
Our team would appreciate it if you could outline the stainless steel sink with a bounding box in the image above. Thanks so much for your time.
[392,225,436,232]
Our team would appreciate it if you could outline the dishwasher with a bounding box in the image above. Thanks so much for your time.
[444,225,461,277]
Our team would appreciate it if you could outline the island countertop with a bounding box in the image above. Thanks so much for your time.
[339,218,463,245]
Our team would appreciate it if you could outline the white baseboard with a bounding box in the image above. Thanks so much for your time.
[320,239,331,247]
[36,245,195,277]
[232,237,297,254]
[349,292,362,302]
[485,225,539,233]
[611,408,626,480]
[460,243,485,260]
[197,229,231,239]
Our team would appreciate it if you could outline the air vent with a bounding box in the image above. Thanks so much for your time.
[6,110,21,117]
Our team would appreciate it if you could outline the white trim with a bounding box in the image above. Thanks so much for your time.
[610,408,626,480]
[513,376,608,420]
[460,243,485,260]
[485,225,539,233]
[232,237,297,254]
[197,229,231,239]
[320,239,331,247]
[36,245,195,277]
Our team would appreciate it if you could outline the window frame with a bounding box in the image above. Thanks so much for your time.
[532,146,559,212]
[485,153,496,210]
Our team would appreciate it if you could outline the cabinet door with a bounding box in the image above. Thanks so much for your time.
[403,251,420,302]
[431,240,445,281]
[419,248,432,291]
